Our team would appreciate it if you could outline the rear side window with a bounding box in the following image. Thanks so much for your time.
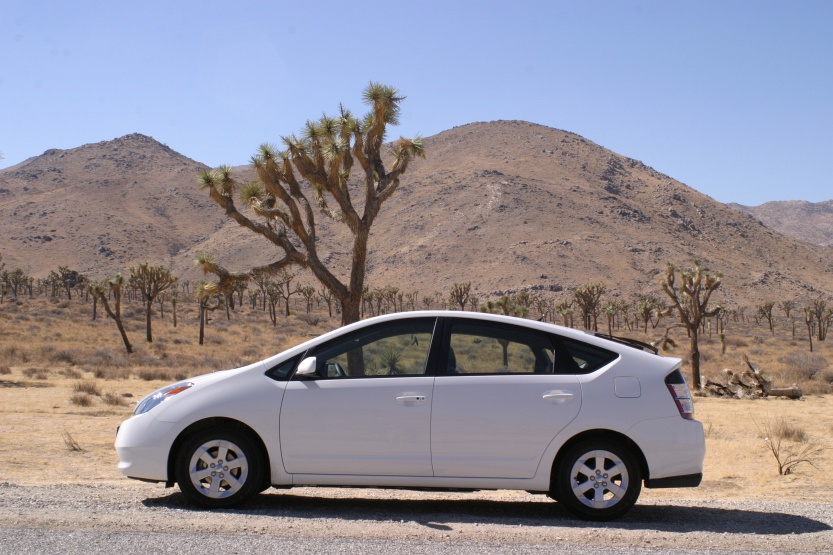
[446,320,567,375]
[559,338,618,373]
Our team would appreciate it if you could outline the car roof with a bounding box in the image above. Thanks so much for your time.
[303,311,666,358]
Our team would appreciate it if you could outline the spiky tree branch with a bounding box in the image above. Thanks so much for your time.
[199,82,424,324]
[661,260,721,390]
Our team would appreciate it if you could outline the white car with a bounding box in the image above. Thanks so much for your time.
[115,311,704,520]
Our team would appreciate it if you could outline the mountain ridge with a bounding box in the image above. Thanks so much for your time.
[1,121,831,306]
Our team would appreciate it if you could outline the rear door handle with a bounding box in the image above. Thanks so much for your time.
[543,390,575,404]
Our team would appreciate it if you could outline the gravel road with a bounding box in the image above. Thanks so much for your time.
[1,482,831,554]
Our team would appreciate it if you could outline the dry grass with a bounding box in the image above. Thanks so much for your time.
[103,392,130,407]
[0,295,830,503]
[70,392,94,407]
[73,380,103,397]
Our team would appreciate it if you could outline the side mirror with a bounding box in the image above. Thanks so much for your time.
[295,357,317,377]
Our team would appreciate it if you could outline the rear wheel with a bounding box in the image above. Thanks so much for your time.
[553,439,641,520]
[175,426,264,508]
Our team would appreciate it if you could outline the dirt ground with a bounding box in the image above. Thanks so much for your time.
[0,369,830,506]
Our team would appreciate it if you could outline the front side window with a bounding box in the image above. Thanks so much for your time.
[446,320,558,375]
[310,319,436,378]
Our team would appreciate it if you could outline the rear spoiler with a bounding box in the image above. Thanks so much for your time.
[595,333,659,355]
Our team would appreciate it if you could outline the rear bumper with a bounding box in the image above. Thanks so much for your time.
[645,472,702,489]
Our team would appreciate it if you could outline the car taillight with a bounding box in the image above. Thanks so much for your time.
[665,370,694,419]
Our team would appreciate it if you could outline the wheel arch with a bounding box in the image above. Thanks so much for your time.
[549,429,649,488]
[166,417,271,487]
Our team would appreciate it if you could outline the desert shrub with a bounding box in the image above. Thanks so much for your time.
[241,346,261,359]
[770,419,807,443]
[60,368,83,379]
[725,336,748,348]
[0,365,11,375]
[297,313,321,326]
[819,370,833,384]
[82,349,128,369]
[93,367,131,380]
[103,392,130,407]
[23,367,48,380]
[70,393,94,407]
[122,306,144,319]
[778,351,828,380]
[759,417,824,476]
[137,369,174,381]
[0,346,28,365]
[73,380,102,396]
[39,345,80,365]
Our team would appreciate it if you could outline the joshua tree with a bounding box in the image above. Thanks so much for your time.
[273,270,298,317]
[89,276,132,354]
[129,263,176,342]
[195,281,223,345]
[661,261,721,390]
[194,253,250,333]
[756,301,776,334]
[299,285,316,313]
[556,300,574,328]
[2,268,29,299]
[810,297,831,341]
[319,287,335,317]
[198,82,424,325]
[779,299,796,319]
[49,266,85,300]
[449,282,472,311]
[573,283,606,331]
[803,306,815,352]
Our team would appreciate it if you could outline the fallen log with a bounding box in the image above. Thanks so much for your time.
[703,355,802,399]
[767,386,803,400]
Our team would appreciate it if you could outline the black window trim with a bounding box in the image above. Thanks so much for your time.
[438,317,580,376]
[290,317,442,380]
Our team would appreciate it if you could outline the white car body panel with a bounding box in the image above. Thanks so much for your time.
[430,374,581,478]
[280,376,434,476]
[115,310,705,509]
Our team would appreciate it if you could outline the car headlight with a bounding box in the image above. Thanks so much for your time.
[133,382,193,416]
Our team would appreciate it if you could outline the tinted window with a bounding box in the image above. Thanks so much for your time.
[310,319,436,378]
[560,337,618,373]
[265,354,302,381]
[446,320,561,375]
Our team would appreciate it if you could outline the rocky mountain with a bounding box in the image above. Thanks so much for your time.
[728,200,833,248]
[1,122,832,306]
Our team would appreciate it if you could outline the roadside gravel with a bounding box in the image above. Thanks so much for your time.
[1,482,831,553]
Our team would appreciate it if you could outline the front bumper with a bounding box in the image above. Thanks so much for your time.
[115,413,181,482]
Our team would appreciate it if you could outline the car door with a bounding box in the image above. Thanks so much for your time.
[431,318,582,479]
[280,318,438,477]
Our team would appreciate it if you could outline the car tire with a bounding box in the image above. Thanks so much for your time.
[175,426,264,508]
[553,439,641,521]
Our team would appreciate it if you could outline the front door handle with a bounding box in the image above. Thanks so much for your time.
[543,390,575,404]
[396,394,427,405]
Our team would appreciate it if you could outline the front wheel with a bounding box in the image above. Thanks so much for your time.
[553,439,641,521]
[175,426,264,508]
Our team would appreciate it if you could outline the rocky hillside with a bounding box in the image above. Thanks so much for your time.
[729,200,833,248]
[1,122,832,306]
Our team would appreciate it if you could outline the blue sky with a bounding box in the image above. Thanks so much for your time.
[1,0,831,205]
